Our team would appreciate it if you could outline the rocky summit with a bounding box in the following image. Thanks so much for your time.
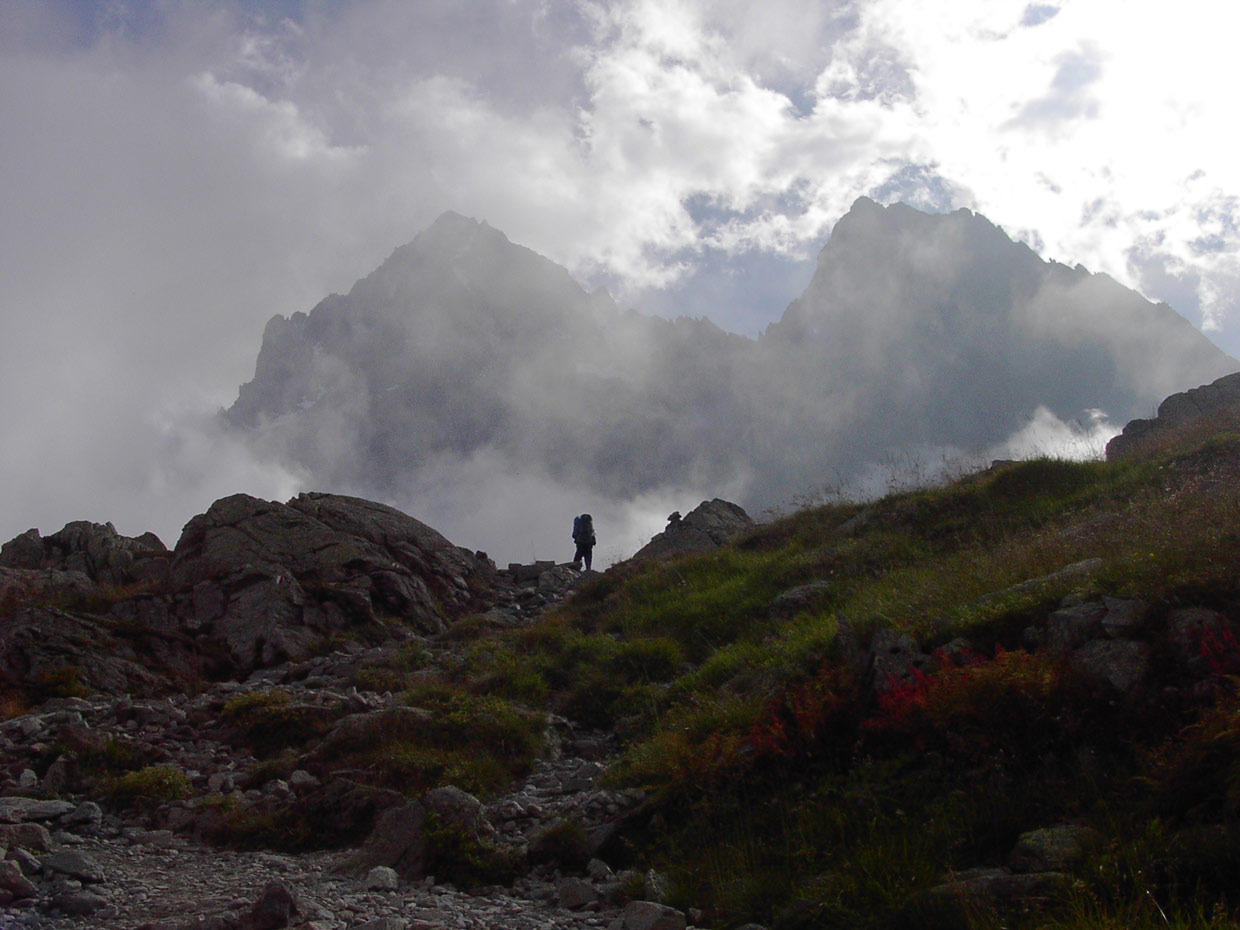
[224,200,1237,520]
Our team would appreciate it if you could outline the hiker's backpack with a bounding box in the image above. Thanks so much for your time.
[576,514,595,544]
[573,515,581,539]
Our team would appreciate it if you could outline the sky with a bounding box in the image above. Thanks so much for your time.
[2,0,1240,560]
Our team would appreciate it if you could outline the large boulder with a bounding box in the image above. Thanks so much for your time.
[166,493,495,670]
[632,499,754,561]
[0,492,498,692]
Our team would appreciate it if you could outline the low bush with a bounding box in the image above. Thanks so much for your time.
[107,765,192,809]
[422,812,523,888]
[221,689,338,756]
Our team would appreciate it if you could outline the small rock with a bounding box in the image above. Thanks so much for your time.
[621,900,687,930]
[355,919,406,930]
[557,877,598,909]
[366,866,400,891]
[241,880,300,930]
[1009,825,1101,873]
[587,858,615,881]
[42,849,105,883]
[1071,640,1152,695]
[55,889,112,917]
[0,822,53,853]
[289,770,319,792]
[0,859,37,899]
[64,800,104,829]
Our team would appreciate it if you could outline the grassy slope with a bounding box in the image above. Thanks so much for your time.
[462,418,1240,929]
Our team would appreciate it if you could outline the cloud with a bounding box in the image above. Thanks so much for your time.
[2,0,1239,552]
[1004,42,1103,131]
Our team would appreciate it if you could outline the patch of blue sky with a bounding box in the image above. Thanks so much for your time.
[1021,4,1061,27]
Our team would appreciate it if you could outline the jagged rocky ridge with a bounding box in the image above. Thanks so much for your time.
[226,199,1237,517]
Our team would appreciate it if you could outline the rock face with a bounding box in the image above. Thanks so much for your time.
[0,493,496,693]
[1106,370,1240,459]
[224,202,1236,517]
[631,499,754,561]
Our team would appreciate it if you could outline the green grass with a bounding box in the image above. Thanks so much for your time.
[438,424,1240,925]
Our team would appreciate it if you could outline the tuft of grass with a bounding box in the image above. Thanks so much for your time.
[107,765,192,809]
[220,689,339,756]
[319,684,546,799]
[531,818,591,869]
[422,811,523,888]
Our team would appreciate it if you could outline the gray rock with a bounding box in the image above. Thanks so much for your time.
[241,880,300,930]
[931,867,1065,903]
[769,581,834,621]
[0,822,53,852]
[289,769,320,792]
[978,559,1103,607]
[0,528,44,569]
[319,706,433,756]
[557,876,599,909]
[0,859,37,899]
[632,500,754,561]
[868,628,930,692]
[1009,825,1102,873]
[0,607,175,698]
[1101,598,1148,639]
[0,797,76,823]
[538,565,580,595]
[587,858,615,881]
[1071,640,1152,695]
[361,801,428,878]
[1044,600,1106,650]
[423,785,492,838]
[355,919,407,930]
[366,866,399,890]
[42,849,105,882]
[163,492,496,675]
[621,900,687,930]
[54,889,112,917]
[1108,371,1240,459]
[64,801,104,829]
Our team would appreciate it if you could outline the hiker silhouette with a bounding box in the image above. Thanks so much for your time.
[571,513,596,570]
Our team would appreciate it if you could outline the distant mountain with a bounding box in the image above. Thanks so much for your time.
[226,200,1237,519]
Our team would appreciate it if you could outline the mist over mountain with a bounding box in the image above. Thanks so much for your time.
[225,199,1236,561]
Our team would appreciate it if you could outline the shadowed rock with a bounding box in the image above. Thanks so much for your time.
[0,492,497,693]
[1107,370,1240,459]
[631,499,754,561]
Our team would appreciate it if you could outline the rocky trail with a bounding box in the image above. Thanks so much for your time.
[0,591,685,930]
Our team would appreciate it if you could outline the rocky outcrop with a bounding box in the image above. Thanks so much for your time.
[631,500,754,561]
[1106,370,1240,459]
[0,521,168,586]
[0,493,500,694]
[166,492,495,670]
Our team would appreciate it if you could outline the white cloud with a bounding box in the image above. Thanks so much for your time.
[2,0,1239,551]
